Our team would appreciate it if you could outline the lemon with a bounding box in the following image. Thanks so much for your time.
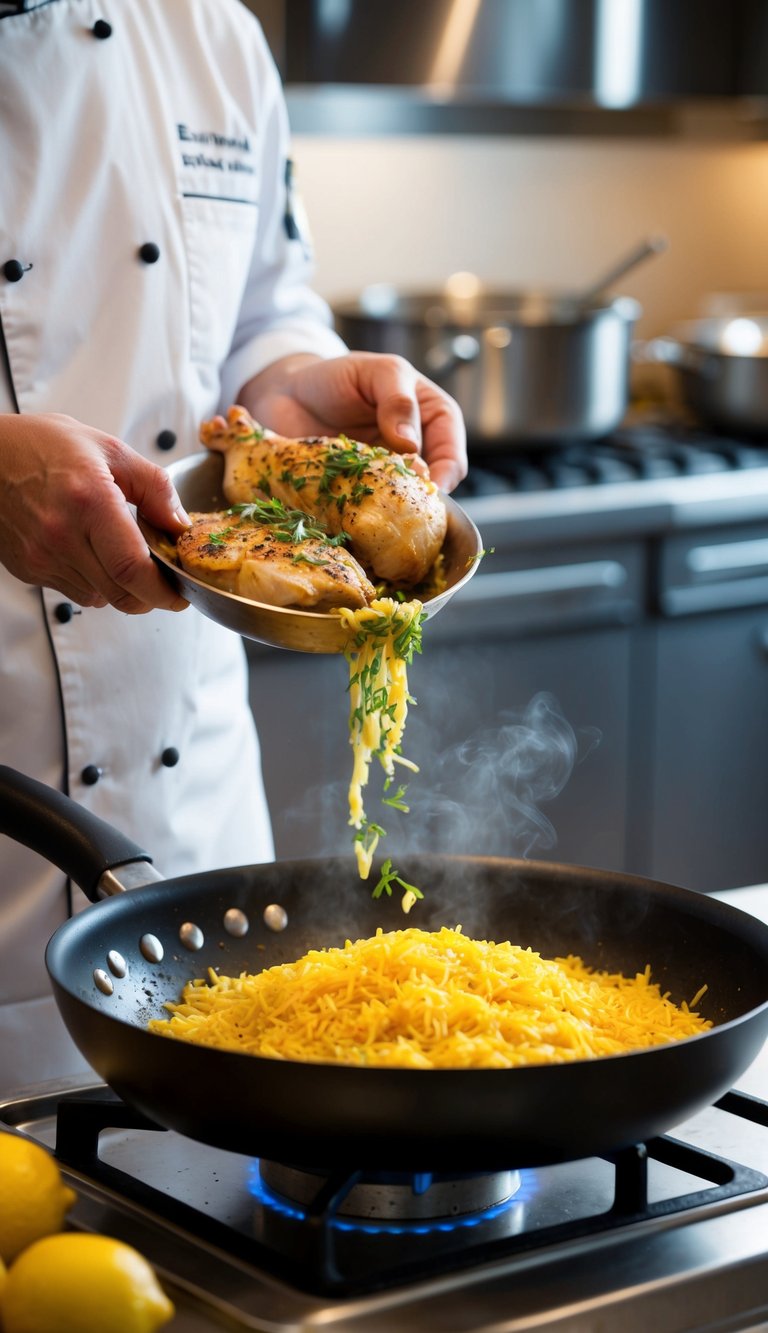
[2,1233,175,1333]
[0,1136,76,1263]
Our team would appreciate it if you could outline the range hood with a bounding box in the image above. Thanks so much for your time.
[248,0,768,135]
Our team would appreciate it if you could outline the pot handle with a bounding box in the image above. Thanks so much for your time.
[424,333,481,379]
[0,765,157,903]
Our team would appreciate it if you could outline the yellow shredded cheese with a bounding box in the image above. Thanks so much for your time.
[147,926,711,1068]
[337,597,423,879]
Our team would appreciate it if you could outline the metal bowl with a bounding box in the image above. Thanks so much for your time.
[137,451,483,653]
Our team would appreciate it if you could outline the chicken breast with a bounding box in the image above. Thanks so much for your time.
[200,406,448,586]
[176,511,375,612]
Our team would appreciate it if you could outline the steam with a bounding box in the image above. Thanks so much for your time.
[279,692,600,864]
[405,692,598,859]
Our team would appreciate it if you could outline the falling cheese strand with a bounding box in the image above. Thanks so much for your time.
[147,926,712,1068]
[337,597,423,879]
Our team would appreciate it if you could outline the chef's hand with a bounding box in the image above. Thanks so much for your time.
[0,413,190,613]
[238,352,468,493]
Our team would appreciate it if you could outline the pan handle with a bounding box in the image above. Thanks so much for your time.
[0,766,158,902]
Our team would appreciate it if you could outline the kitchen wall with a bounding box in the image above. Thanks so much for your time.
[291,133,768,338]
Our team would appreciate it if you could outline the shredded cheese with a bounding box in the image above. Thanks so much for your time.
[147,926,711,1068]
[337,597,423,879]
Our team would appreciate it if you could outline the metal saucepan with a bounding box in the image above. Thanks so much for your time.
[138,451,482,653]
[2,765,768,1171]
[644,314,768,437]
[335,238,668,448]
[335,288,642,448]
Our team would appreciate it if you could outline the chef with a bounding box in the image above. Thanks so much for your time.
[0,0,466,1095]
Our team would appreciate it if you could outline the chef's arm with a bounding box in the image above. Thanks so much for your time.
[0,412,190,613]
[238,351,468,494]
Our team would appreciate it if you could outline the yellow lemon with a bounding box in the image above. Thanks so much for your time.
[0,1136,76,1263]
[2,1233,175,1333]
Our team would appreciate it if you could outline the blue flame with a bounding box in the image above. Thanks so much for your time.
[247,1162,538,1237]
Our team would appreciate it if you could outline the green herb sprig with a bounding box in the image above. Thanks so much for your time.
[347,608,425,664]
[382,781,410,813]
[372,858,424,902]
[317,436,411,499]
[354,821,386,858]
[206,527,236,547]
[467,546,495,566]
[227,497,350,549]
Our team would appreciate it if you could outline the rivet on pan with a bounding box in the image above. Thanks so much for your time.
[179,922,204,951]
[140,934,164,964]
[107,950,127,978]
[93,969,114,996]
[263,903,288,932]
[223,907,249,937]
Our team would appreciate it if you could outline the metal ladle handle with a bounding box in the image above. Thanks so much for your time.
[575,234,669,310]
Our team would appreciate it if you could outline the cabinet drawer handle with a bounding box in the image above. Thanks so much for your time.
[460,561,628,603]
[687,538,768,577]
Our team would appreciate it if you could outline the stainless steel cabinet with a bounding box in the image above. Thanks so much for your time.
[246,538,642,873]
[247,521,768,891]
[643,523,768,891]
[646,608,768,890]
[248,626,634,872]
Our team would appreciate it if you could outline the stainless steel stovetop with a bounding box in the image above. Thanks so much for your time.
[3,868,768,1333]
[456,421,768,544]
[1,1078,767,1332]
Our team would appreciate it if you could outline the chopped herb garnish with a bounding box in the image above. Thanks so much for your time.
[291,552,330,567]
[206,527,236,547]
[393,610,426,663]
[315,435,410,501]
[381,782,410,813]
[467,546,495,566]
[354,822,386,855]
[372,858,424,901]
[343,598,426,900]
[351,481,374,504]
[227,497,350,550]
[279,468,308,490]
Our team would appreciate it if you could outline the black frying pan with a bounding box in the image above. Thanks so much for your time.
[2,764,768,1171]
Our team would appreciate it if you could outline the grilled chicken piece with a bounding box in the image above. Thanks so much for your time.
[200,406,448,586]
[176,511,375,612]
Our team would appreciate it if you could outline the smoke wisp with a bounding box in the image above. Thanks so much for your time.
[281,691,601,865]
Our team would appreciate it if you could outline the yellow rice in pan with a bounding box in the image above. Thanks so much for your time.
[147,926,711,1068]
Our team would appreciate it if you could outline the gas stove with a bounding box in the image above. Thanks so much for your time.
[1,883,767,1333]
[455,419,768,544]
[1,1076,766,1331]
[459,422,768,495]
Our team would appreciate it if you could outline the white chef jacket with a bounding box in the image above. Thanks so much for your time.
[0,0,347,1095]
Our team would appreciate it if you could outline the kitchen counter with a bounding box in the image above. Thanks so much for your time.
[715,882,768,923]
[714,883,768,1098]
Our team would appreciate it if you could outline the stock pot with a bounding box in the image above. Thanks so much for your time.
[334,287,641,448]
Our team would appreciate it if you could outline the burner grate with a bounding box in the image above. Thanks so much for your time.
[51,1089,768,1299]
[456,424,768,497]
